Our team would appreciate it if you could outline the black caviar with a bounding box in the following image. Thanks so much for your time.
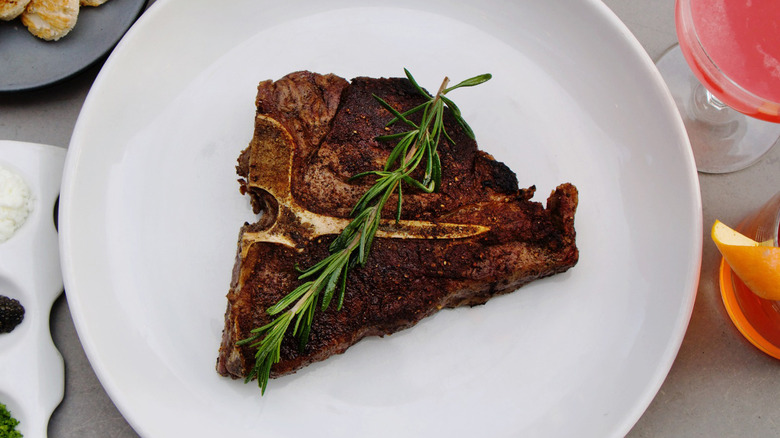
[0,295,24,334]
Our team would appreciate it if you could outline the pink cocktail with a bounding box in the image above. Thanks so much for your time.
[657,0,780,173]
[678,0,780,122]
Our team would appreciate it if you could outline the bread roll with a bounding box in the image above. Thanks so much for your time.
[0,0,32,21]
[21,0,79,41]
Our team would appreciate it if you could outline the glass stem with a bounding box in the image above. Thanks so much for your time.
[689,82,737,125]
[705,89,728,110]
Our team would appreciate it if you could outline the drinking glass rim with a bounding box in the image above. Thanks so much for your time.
[676,0,780,120]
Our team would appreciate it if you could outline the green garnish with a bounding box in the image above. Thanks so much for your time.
[237,69,491,394]
[0,403,22,438]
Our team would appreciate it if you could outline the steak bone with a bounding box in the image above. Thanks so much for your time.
[238,114,489,257]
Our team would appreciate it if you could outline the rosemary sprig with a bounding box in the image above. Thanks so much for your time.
[237,69,491,394]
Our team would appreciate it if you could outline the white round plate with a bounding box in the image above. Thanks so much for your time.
[60,0,702,437]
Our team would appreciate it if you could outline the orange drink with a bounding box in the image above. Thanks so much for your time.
[718,192,780,358]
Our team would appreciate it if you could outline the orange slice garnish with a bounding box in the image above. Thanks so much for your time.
[712,220,780,300]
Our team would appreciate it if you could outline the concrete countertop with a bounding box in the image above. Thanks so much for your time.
[1,0,778,436]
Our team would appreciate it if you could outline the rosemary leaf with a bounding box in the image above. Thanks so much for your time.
[396,183,403,223]
[443,73,492,93]
[440,95,461,118]
[373,94,419,130]
[321,257,347,310]
[336,263,349,310]
[404,67,432,98]
[266,281,314,315]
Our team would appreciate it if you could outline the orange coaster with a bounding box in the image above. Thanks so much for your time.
[720,258,780,359]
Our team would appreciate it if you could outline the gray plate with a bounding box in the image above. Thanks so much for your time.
[0,0,147,93]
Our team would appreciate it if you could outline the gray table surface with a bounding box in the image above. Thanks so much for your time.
[1,0,779,436]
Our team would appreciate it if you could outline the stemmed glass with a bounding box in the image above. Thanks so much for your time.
[656,0,780,173]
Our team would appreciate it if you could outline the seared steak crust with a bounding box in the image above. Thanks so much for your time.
[217,71,578,380]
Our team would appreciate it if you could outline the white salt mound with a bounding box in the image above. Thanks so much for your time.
[0,165,34,243]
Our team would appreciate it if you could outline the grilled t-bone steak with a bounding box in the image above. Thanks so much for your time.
[216,71,578,380]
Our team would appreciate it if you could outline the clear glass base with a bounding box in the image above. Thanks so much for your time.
[656,45,780,174]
